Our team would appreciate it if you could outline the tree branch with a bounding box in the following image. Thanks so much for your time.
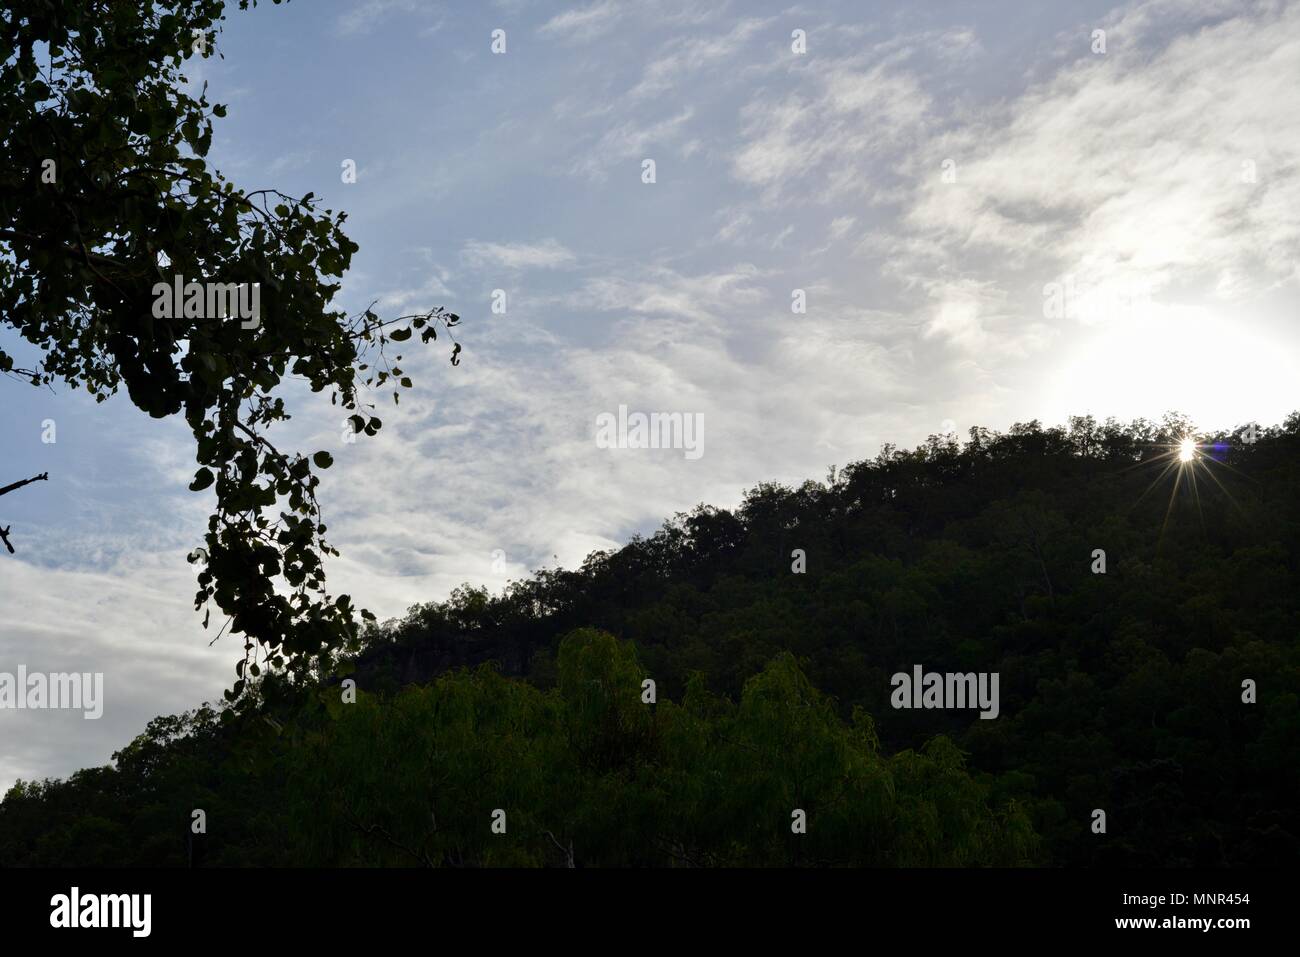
[0,472,49,555]
[544,829,576,868]
[0,472,49,498]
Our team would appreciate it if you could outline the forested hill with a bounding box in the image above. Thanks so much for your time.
[4,414,1299,867]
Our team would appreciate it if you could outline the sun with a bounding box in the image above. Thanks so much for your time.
[1125,427,1248,550]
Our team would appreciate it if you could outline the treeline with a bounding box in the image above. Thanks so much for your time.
[4,413,1299,866]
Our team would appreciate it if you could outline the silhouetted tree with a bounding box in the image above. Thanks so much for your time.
[1,0,461,687]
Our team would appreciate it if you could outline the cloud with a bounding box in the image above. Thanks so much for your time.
[713,208,755,243]
[731,55,932,201]
[538,1,623,42]
[573,262,764,325]
[571,106,695,180]
[267,149,315,176]
[828,216,856,240]
[629,17,772,100]
[355,272,455,316]
[335,0,430,37]
[920,278,1052,359]
[556,16,773,180]
[298,256,958,636]
[898,0,1300,304]
[461,239,577,270]
[0,555,232,791]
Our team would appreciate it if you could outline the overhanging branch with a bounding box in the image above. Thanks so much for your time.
[0,472,50,555]
[0,472,49,498]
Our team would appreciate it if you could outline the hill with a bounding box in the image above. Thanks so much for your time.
[3,413,1298,866]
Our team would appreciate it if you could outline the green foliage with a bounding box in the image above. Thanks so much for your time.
[0,632,1033,867]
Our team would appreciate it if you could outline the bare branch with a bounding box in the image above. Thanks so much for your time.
[0,472,49,555]
[0,472,49,498]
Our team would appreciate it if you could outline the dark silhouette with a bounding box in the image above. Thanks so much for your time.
[2,0,457,681]
[0,471,47,554]
[2,414,1297,867]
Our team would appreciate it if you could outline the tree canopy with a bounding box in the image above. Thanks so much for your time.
[0,629,1036,867]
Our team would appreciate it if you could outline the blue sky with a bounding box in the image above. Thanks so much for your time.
[3,0,1300,788]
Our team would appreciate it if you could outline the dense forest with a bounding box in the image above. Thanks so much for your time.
[3,413,1298,867]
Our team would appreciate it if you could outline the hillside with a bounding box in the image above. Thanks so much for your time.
[3,413,1298,867]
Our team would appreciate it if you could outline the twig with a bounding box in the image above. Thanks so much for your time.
[544,829,575,868]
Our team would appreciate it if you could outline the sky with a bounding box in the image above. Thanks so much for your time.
[2,0,1299,790]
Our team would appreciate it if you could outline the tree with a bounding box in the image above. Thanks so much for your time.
[0,471,48,553]
[0,0,460,687]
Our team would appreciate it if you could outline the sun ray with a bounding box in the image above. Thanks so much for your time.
[1157,457,1185,548]
[1194,455,1256,528]
[1187,456,1205,532]
[1125,431,1258,543]
[1197,450,1260,484]
[1130,453,1181,512]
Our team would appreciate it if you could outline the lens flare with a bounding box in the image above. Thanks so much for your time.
[1178,438,1196,463]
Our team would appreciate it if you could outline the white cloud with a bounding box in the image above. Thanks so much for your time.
[920,278,1052,359]
[335,0,423,36]
[899,0,1300,303]
[571,106,696,180]
[371,275,455,313]
[539,1,623,42]
[462,239,577,270]
[713,209,754,243]
[0,556,232,790]
[297,257,965,636]
[267,149,315,176]
[731,56,931,201]
[828,216,856,240]
[629,17,772,100]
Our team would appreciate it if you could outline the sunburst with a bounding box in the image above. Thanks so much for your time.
[1126,432,1255,546]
